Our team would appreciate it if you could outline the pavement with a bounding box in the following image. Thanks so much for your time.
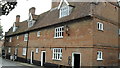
[0,57,45,68]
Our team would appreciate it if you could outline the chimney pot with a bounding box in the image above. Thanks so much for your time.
[29,7,36,15]
[16,15,20,23]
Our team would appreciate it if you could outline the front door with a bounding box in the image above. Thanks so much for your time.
[14,48,18,60]
[30,51,34,64]
[72,53,81,68]
[41,51,46,66]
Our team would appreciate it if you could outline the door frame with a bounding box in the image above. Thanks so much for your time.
[14,48,18,60]
[41,51,46,66]
[30,50,34,64]
[72,52,81,68]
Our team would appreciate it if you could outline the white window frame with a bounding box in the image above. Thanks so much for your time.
[28,21,33,28]
[59,6,70,18]
[37,31,41,37]
[118,29,120,35]
[13,23,18,32]
[97,51,103,60]
[8,48,11,53]
[52,48,62,60]
[36,48,39,53]
[97,22,104,31]
[15,48,18,55]
[119,53,120,59]
[17,36,19,40]
[9,37,12,42]
[24,34,28,41]
[54,26,64,38]
[22,48,26,56]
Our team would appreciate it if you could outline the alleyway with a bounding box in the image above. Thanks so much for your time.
[0,57,45,68]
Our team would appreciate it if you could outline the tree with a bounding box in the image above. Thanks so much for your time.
[2,2,17,15]
[0,25,3,40]
[0,1,17,16]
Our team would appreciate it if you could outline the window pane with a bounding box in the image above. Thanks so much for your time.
[60,6,70,18]
[54,26,64,38]
[58,54,60,59]
[53,48,62,60]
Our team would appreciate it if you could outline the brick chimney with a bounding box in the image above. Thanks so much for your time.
[29,7,36,15]
[16,15,20,23]
[52,0,61,8]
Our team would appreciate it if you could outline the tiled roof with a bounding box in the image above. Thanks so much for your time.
[29,2,92,30]
[6,2,92,36]
[6,20,28,36]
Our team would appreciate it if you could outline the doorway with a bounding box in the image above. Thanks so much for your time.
[30,51,34,64]
[72,52,81,68]
[41,51,46,66]
[14,48,18,60]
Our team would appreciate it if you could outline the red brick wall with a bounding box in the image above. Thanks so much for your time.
[92,47,118,66]
[93,18,118,47]
[5,34,28,58]
[93,2,118,25]
[27,19,93,66]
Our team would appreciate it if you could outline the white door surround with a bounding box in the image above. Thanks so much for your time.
[41,51,46,66]
[72,52,81,68]
[30,50,34,64]
[14,48,18,60]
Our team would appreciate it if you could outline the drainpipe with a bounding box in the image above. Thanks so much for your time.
[26,32,29,63]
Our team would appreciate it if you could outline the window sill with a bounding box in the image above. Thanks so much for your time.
[22,55,26,56]
[97,59,103,61]
[54,37,63,39]
[52,59,62,61]
[36,52,38,54]
[37,36,40,38]
[98,29,104,32]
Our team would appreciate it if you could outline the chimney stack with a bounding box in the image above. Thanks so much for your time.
[29,7,36,15]
[52,0,61,8]
[16,15,20,23]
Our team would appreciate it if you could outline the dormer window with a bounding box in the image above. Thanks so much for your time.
[13,26,17,32]
[28,13,35,28]
[59,5,73,18]
[28,21,35,28]
[13,23,18,32]
[118,0,120,6]
[59,6,69,18]
[58,0,73,18]
[29,13,33,21]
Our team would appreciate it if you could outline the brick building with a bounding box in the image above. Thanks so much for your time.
[4,0,120,68]
[0,40,4,56]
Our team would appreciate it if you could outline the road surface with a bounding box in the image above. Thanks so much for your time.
[0,57,45,68]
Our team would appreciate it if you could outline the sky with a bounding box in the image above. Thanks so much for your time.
[0,0,51,34]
